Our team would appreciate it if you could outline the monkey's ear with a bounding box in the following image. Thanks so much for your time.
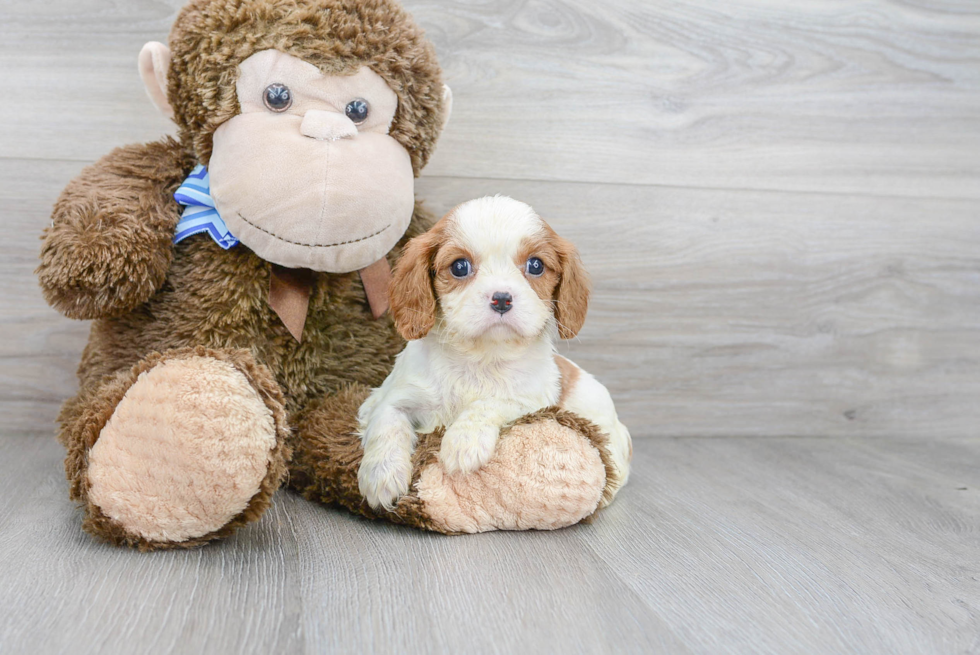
[441,84,453,132]
[139,42,174,121]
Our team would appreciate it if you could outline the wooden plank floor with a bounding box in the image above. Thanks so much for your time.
[1,434,978,654]
[1,0,979,653]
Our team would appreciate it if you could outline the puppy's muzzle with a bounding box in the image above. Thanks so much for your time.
[490,292,513,314]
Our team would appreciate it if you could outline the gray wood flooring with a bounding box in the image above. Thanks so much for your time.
[2,435,978,655]
[1,0,978,653]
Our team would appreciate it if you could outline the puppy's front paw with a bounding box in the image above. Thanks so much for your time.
[358,445,413,511]
[440,421,500,475]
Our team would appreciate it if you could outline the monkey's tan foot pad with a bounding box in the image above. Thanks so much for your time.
[84,352,284,547]
[410,411,613,533]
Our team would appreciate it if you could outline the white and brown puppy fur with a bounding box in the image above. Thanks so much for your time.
[357,196,632,510]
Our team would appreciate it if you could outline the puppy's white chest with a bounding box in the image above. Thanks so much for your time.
[419,355,560,432]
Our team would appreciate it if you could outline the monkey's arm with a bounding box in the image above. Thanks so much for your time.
[37,137,194,319]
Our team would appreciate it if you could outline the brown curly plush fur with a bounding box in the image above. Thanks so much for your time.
[37,139,195,320]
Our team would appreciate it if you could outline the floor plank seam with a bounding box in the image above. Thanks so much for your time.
[3,156,977,204]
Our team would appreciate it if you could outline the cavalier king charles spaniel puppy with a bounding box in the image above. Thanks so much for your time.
[357,196,631,510]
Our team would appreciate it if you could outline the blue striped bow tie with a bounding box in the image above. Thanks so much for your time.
[173,165,240,249]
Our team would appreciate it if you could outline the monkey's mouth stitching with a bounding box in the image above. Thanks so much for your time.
[236,213,391,248]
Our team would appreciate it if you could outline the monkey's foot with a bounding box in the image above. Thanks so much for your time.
[69,348,289,549]
[412,411,613,532]
[291,389,618,534]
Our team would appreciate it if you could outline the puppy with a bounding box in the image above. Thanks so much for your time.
[357,196,632,510]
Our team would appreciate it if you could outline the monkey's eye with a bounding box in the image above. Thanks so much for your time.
[450,258,472,279]
[345,98,370,124]
[525,257,545,277]
[263,84,293,112]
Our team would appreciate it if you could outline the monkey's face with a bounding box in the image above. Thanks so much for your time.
[141,0,450,273]
[202,50,414,272]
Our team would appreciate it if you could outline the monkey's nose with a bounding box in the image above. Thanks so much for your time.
[490,292,513,314]
[300,110,358,141]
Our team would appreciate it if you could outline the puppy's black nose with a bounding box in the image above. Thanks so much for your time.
[490,292,513,314]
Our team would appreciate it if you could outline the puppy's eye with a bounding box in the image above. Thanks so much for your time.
[263,84,293,112]
[525,257,545,277]
[450,258,472,279]
[345,98,370,124]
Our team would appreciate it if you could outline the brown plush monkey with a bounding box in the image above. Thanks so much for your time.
[36,0,620,550]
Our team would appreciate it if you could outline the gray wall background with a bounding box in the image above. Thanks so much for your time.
[3,0,978,440]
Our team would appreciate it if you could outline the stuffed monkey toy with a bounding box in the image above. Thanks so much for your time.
[36,0,628,550]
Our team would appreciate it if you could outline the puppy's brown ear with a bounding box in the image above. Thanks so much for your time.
[553,235,591,339]
[390,230,441,340]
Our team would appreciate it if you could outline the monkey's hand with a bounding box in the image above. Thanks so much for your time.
[37,138,193,320]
